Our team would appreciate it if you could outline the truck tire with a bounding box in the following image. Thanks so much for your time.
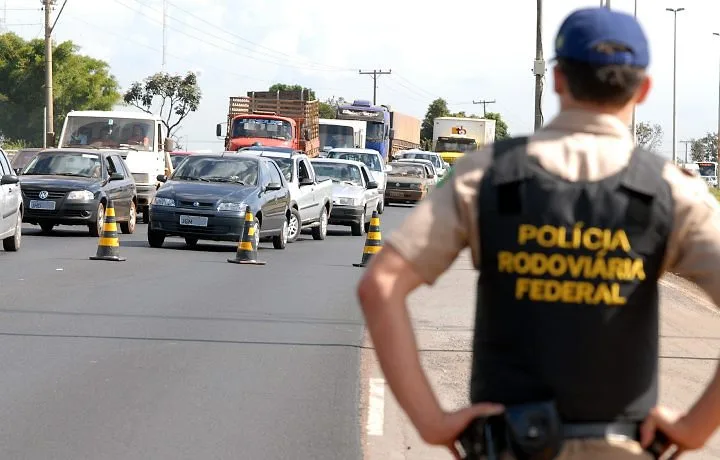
[287,208,302,243]
[312,207,328,241]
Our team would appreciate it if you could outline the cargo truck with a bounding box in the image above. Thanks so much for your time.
[336,100,420,161]
[432,117,496,165]
[319,118,366,153]
[217,90,320,157]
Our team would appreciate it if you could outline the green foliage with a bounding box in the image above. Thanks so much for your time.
[635,121,663,152]
[0,137,27,150]
[123,71,201,138]
[691,132,718,163]
[421,98,450,144]
[268,83,316,100]
[319,95,347,119]
[483,112,509,140]
[0,32,120,146]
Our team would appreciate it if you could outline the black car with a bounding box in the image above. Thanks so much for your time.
[19,149,138,236]
[148,152,291,249]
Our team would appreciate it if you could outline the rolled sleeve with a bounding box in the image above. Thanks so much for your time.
[664,164,720,307]
[386,148,492,285]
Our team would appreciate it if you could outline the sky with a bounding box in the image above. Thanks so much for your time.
[3,0,720,161]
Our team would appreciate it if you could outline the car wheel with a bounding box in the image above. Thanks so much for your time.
[142,207,150,224]
[351,208,366,236]
[273,216,288,249]
[120,201,137,234]
[287,208,301,243]
[377,196,385,214]
[89,202,105,237]
[147,229,165,248]
[312,207,328,241]
[185,237,198,248]
[3,210,21,251]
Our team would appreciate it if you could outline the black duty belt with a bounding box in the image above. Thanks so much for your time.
[562,421,640,440]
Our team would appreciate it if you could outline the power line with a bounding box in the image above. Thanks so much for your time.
[359,69,391,105]
[472,99,496,116]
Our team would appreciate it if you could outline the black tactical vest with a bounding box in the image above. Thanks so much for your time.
[473,137,674,423]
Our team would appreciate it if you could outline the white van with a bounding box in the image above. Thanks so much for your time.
[58,110,175,222]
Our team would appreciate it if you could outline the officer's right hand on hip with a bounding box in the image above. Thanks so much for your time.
[418,403,504,460]
[640,406,710,458]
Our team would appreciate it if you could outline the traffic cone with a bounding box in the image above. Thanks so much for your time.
[353,210,383,267]
[228,206,266,265]
[89,200,126,262]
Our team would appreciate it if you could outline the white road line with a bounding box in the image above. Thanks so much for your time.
[367,377,385,436]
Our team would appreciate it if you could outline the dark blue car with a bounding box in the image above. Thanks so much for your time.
[148,152,291,249]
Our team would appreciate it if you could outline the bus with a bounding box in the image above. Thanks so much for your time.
[696,161,718,188]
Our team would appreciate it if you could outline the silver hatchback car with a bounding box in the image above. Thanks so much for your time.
[0,148,22,251]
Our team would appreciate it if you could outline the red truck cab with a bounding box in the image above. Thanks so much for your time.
[223,113,300,151]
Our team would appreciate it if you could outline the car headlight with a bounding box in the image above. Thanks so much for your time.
[217,202,246,212]
[66,190,94,201]
[335,197,361,206]
[153,196,176,207]
[410,183,422,190]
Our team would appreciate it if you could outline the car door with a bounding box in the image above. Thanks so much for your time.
[115,156,137,213]
[267,160,289,226]
[258,160,280,230]
[105,156,129,219]
[0,150,17,234]
[296,158,317,222]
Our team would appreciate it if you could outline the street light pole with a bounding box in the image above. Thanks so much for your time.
[667,8,685,165]
[715,32,720,163]
[631,0,637,144]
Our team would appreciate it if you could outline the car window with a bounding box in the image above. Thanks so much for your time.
[331,152,382,171]
[259,161,272,186]
[108,156,124,177]
[267,161,283,185]
[360,166,371,186]
[298,159,311,180]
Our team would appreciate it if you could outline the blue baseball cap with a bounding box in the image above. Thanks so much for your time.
[554,7,649,68]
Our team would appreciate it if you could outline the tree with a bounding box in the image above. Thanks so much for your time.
[319,95,347,119]
[635,121,663,152]
[123,71,201,139]
[0,32,120,146]
[691,132,718,163]
[421,98,450,145]
[483,112,509,140]
[268,83,315,100]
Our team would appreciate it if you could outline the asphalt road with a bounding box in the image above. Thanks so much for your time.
[0,204,414,460]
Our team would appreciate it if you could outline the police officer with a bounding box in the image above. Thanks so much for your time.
[357,7,720,460]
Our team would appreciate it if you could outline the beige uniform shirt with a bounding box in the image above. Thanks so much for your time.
[387,109,720,307]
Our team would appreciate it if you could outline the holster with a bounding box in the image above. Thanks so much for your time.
[456,401,562,460]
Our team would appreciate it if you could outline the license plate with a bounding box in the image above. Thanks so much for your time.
[29,200,56,210]
[179,215,208,227]
[386,191,404,198]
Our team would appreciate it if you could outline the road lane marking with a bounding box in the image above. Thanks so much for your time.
[367,377,385,436]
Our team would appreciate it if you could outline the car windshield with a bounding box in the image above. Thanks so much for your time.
[265,156,293,181]
[406,153,441,168]
[312,162,363,186]
[329,152,382,172]
[23,152,103,178]
[388,164,426,178]
[232,118,292,141]
[59,116,156,151]
[173,157,258,185]
[366,122,384,141]
[436,138,477,153]
[170,154,189,169]
[320,125,355,150]
[698,164,716,177]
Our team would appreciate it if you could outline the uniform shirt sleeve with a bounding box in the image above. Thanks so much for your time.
[663,163,720,306]
[385,147,493,285]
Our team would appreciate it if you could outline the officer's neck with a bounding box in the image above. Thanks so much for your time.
[561,100,633,125]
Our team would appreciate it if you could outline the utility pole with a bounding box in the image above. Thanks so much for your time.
[533,0,545,131]
[680,140,692,164]
[162,0,167,68]
[715,33,720,163]
[472,99,496,117]
[358,69,391,105]
[631,0,637,144]
[43,0,56,148]
[667,8,685,165]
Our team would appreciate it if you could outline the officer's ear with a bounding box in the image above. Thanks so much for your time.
[553,65,566,96]
[634,75,652,105]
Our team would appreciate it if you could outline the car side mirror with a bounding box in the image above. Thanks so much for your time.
[265,182,282,191]
[1,174,19,185]
[14,168,22,175]
[156,174,168,183]
[109,172,124,181]
[216,123,222,137]
[302,128,310,141]
[164,137,175,152]
[367,181,378,189]
[299,177,314,186]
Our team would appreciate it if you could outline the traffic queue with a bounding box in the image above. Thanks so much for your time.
[0,144,446,254]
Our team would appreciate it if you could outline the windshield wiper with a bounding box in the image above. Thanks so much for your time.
[204,176,246,185]
[174,176,209,182]
[53,173,90,177]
